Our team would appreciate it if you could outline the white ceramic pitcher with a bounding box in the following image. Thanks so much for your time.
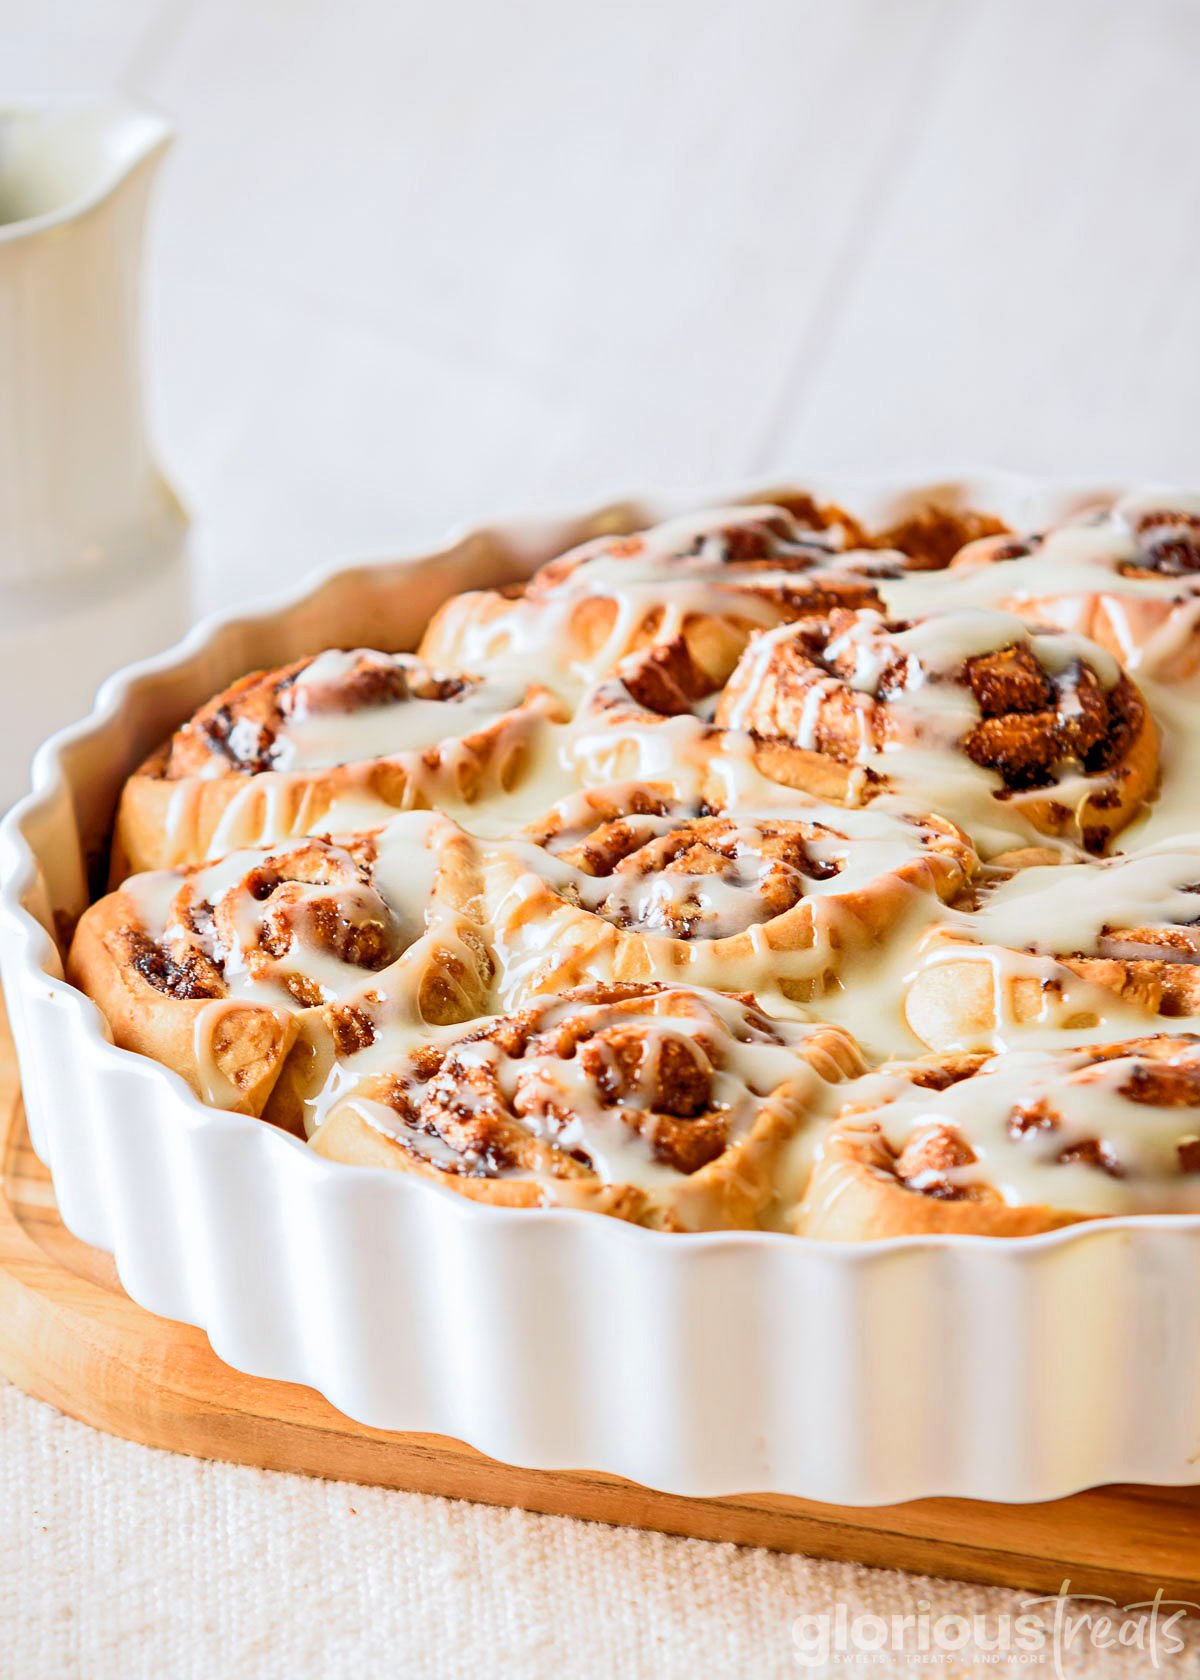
[0,99,190,809]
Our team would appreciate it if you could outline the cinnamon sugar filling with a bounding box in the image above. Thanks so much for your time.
[960,651,1137,791]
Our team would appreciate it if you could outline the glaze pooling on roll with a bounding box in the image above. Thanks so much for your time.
[418,506,886,695]
[111,649,568,875]
[903,840,1200,1051]
[116,817,445,1008]
[798,1035,1200,1238]
[479,787,976,1008]
[161,650,537,777]
[937,493,1200,681]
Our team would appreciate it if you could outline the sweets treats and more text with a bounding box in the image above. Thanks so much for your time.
[68,489,1200,1236]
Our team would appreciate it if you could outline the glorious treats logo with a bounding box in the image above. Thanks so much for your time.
[791,1584,1196,1671]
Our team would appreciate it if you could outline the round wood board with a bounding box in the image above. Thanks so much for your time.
[1,989,1198,1601]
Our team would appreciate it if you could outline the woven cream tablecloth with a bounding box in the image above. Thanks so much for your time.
[2,1380,1196,1678]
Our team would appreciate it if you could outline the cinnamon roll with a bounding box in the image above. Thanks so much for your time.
[803,498,1010,579]
[949,495,1200,680]
[717,488,1009,576]
[904,842,1200,1050]
[855,500,1010,574]
[796,1035,1200,1238]
[68,812,493,1119]
[112,648,565,877]
[418,506,881,693]
[310,982,863,1230]
[479,786,976,1006]
[713,606,1158,852]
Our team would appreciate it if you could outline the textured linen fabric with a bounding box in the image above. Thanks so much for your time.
[1,1380,1196,1680]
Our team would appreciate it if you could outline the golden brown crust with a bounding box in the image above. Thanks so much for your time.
[795,1119,1090,1239]
[906,927,1200,1053]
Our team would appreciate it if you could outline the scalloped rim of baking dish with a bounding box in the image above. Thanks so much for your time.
[10,469,1200,1506]
[3,465,1198,1259]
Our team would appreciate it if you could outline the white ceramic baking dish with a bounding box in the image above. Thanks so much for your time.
[4,472,1200,1507]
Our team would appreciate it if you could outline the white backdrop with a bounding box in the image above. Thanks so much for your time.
[3,2,1200,1675]
[7,0,1200,613]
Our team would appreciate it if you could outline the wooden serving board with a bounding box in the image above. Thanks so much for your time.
[1,996,1198,1602]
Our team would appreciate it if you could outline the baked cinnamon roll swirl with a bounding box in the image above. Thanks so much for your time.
[949,495,1200,680]
[904,842,1200,1050]
[713,606,1158,852]
[686,488,1008,576]
[68,812,493,1119]
[480,786,976,1006]
[418,506,881,693]
[796,1035,1200,1238]
[112,648,565,877]
[310,982,863,1229]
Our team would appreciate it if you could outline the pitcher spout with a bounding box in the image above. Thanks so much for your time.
[0,98,173,239]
